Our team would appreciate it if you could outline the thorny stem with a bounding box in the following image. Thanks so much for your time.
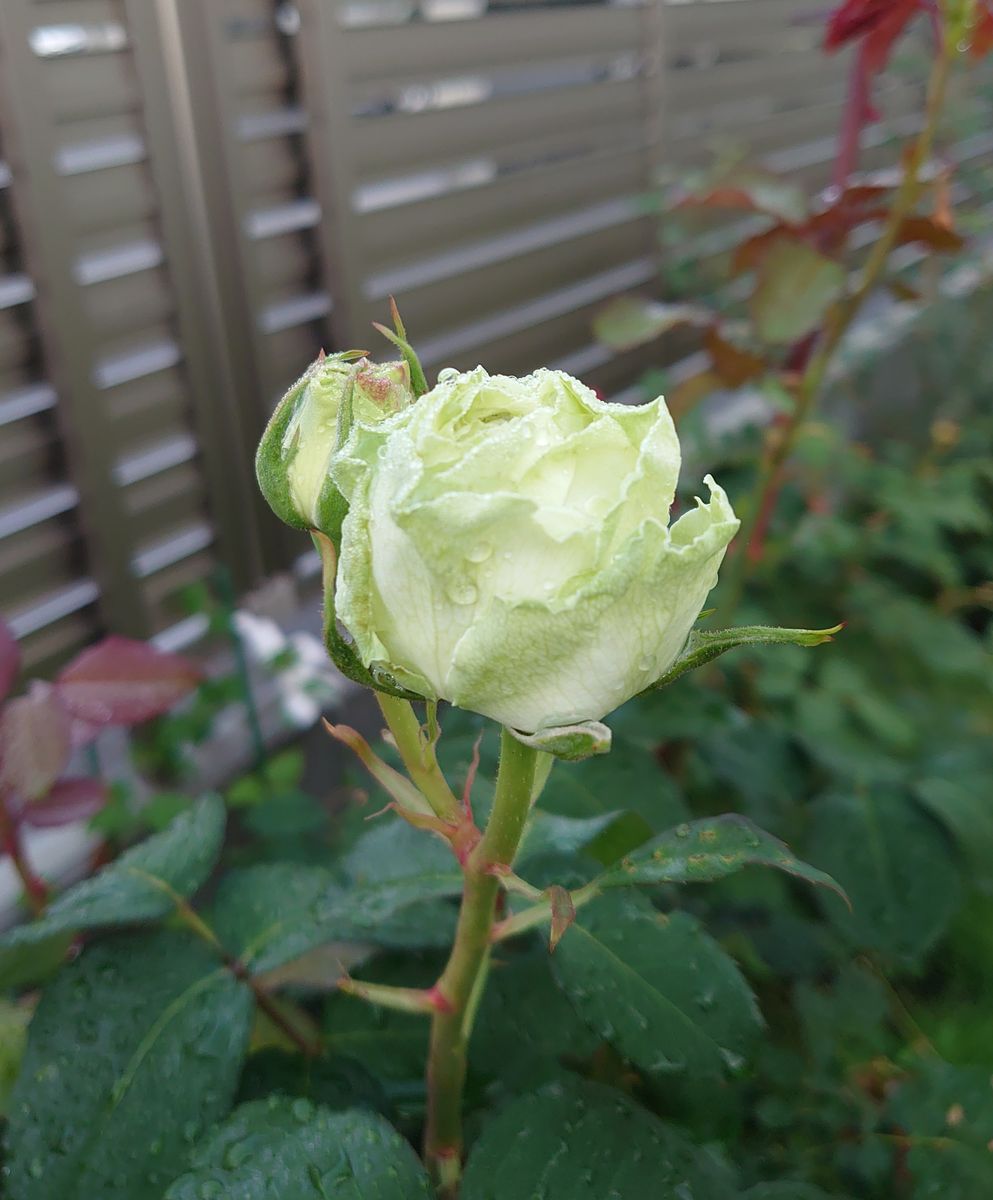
[0,799,48,916]
[376,693,463,823]
[720,28,958,619]
[423,729,538,1197]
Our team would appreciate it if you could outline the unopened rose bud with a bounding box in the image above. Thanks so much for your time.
[255,352,414,535]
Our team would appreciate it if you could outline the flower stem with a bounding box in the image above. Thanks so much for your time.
[423,728,538,1196]
[0,800,48,916]
[376,693,462,823]
[720,29,956,619]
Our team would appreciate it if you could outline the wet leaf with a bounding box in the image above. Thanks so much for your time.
[552,892,762,1085]
[0,795,225,989]
[5,930,251,1200]
[164,1098,432,1199]
[462,1080,736,1199]
[596,814,845,900]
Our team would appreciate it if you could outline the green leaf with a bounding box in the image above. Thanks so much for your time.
[886,1062,993,1199]
[461,1080,737,1199]
[164,1098,432,1199]
[237,1049,390,1116]
[470,949,601,1092]
[914,775,993,873]
[208,864,343,976]
[593,296,710,351]
[750,238,845,345]
[539,736,688,834]
[552,892,762,1084]
[520,809,623,862]
[647,624,841,692]
[4,930,251,1200]
[804,790,962,966]
[596,814,846,901]
[0,794,225,989]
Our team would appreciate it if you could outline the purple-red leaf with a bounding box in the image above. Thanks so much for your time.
[0,615,19,704]
[20,777,109,828]
[824,0,922,71]
[55,636,201,726]
[0,682,72,801]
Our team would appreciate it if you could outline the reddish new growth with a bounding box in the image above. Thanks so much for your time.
[824,0,924,187]
[825,0,923,70]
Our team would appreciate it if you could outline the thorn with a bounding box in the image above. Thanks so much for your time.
[548,885,576,952]
[461,733,483,820]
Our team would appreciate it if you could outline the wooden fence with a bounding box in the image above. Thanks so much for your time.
[0,0,935,670]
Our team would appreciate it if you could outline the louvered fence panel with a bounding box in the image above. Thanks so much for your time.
[292,0,666,397]
[0,0,263,668]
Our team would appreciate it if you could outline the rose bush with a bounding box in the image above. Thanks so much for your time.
[329,366,739,733]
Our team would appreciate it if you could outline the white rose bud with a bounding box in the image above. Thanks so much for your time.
[330,367,739,733]
[256,352,414,534]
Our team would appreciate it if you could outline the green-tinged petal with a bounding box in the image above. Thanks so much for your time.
[328,365,740,731]
[444,479,738,731]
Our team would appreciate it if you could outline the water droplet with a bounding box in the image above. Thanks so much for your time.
[29,1159,44,1179]
[674,823,691,838]
[376,444,388,460]
[502,551,513,561]
[542,581,554,592]
[292,1097,315,1123]
[447,581,478,606]
[438,367,460,382]
[466,541,492,563]
[637,656,654,672]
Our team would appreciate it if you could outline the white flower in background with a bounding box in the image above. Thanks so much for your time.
[233,612,346,730]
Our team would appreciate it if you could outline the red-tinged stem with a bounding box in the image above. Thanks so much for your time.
[0,798,48,916]
[423,729,538,1197]
[834,47,871,192]
[720,28,956,618]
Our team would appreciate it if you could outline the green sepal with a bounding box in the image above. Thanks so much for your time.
[374,299,429,397]
[644,623,843,692]
[510,720,612,762]
[254,369,313,531]
[255,351,365,536]
[312,531,422,701]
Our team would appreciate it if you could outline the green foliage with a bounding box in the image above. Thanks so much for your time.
[553,895,762,1087]
[2,316,993,1196]
[165,1098,433,1199]
[461,1081,737,1199]
[0,794,225,988]
[4,931,252,1200]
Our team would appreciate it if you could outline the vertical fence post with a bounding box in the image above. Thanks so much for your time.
[122,0,269,592]
[0,0,146,636]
